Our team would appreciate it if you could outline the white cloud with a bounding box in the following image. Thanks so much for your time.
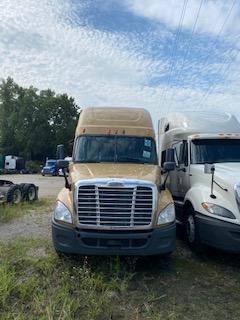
[124,0,240,36]
[0,0,167,94]
[0,0,240,133]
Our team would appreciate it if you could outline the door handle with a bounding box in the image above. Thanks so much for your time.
[177,167,186,172]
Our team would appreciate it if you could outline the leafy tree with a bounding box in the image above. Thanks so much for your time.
[0,77,80,161]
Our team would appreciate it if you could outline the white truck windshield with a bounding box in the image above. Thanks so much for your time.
[191,139,240,164]
[73,135,158,164]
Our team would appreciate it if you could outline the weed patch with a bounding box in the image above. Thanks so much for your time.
[1,239,240,319]
[0,198,54,223]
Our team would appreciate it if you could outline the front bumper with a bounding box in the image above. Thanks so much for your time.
[196,212,240,253]
[52,221,176,256]
[43,171,55,175]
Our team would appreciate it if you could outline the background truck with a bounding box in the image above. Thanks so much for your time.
[52,107,176,256]
[41,159,58,176]
[159,111,240,252]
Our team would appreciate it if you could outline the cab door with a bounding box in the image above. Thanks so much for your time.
[176,140,190,199]
[167,142,181,197]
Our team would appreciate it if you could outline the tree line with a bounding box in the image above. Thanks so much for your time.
[0,78,80,161]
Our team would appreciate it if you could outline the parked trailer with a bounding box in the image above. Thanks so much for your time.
[5,155,25,171]
[0,155,4,170]
[0,180,38,204]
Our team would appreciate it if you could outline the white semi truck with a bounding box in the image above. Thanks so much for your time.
[159,112,240,252]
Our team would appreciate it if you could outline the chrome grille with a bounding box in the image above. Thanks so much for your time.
[77,184,153,228]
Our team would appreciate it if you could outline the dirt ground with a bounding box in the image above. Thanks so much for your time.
[0,174,59,241]
[0,211,51,241]
[0,174,64,198]
[1,177,240,319]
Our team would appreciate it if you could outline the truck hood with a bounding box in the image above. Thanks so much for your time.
[70,163,161,185]
[192,163,240,187]
[214,163,240,185]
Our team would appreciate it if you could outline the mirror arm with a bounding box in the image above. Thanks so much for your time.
[160,172,169,191]
[210,168,216,199]
[213,180,228,192]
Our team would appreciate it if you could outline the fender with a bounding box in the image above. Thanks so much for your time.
[184,184,239,224]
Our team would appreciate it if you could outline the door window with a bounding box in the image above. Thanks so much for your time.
[179,141,188,166]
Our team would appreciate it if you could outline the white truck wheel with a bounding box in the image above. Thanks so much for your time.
[185,206,202,252]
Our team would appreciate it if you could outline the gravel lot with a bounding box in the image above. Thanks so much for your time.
[0,174,64,198]
[0,211,51,241]
[0,173,58,241]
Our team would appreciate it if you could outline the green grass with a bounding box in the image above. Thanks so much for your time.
[1,238,240,320]
[0,199,55,223]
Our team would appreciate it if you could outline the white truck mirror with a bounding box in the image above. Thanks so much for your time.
[204,163,215,174]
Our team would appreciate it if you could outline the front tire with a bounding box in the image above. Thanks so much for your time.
[185,206,202,252]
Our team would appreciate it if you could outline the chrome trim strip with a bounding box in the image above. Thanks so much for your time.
[95,185,100,226]
[130,187,137,227]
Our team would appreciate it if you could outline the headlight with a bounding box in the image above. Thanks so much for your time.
[201,202,235,219]
[54,201,72,224]
[157,203,175,225]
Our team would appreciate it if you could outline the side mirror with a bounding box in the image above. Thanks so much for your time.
[57,159,71,190]
[57,160,69,169]
[204,163,215,174]
[163,161,176,172]
[160,161,175,191]
[56,144,65,160]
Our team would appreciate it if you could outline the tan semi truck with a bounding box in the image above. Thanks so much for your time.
[52,107,176,256]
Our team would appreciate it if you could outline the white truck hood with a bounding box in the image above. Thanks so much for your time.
[191,163,240,188]
[213,163,240,186]
[189,163,240,224]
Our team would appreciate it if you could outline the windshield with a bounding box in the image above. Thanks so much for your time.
[73,135,158,165]
[46,161,55,166]
[191,139,240,164]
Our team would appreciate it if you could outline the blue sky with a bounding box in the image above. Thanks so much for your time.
[0,0,240,128]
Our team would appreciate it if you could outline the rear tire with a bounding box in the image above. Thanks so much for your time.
[6,185,22,204]
[19,183,26,192]
[23,184,38,201]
